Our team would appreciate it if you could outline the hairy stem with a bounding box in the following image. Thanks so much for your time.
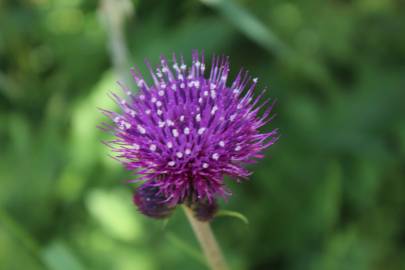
[183,206,229,270]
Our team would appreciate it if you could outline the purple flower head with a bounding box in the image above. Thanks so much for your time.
[101,51,278,219]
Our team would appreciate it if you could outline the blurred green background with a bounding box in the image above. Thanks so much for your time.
[1,0,405,269]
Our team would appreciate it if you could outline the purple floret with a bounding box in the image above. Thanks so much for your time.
[133,183,177,219]
[101,51,278,218]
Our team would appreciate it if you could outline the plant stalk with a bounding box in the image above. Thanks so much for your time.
[183,206,229,270]
[99,0,133,85]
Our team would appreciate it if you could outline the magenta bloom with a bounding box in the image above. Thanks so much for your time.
[102,51,278,219]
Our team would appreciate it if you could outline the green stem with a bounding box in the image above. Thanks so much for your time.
[183,206,229,270]
[99,0,133,84]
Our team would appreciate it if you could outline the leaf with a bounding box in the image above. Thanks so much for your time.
[85,188,142,241]
[166,233,206,266]
[0,208,44,268]
[201,0,289,56]
[41,241,85,270]
[215,210,249,225]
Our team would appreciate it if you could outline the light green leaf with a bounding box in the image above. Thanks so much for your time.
[41,241,85,270]
[86,188,142,241]
[215,210,249,225]
[201,0,289,56]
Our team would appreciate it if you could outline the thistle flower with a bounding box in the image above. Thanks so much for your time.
[101,51,278,220]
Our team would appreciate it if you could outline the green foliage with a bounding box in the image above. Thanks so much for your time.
[216,210,249,225]
[1,0,405,269]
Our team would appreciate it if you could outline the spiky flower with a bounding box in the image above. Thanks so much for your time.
[101,51,278,220]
